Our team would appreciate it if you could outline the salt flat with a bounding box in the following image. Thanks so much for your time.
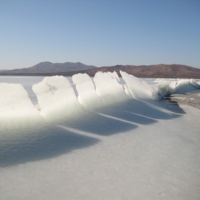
[0,74,200,200]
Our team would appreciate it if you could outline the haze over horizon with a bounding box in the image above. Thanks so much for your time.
[1,0,200,70]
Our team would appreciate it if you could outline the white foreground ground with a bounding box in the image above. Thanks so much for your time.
[0,76,200,200]
[0,102,200,200]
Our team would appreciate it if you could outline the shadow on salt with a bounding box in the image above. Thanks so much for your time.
[60,98,184,136]
[59,110,137,136]
[115,99,185,119]
[0,97,185,167]
[0,126,100,167]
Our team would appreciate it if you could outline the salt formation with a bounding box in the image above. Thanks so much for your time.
[120,71,158,99]
[32,76,82,120]
[156,79,200,97]
[93,71,130,106]
[1,73,200,200]
[0,83,41,130]
[72,71,131,110]
[72,73,102,110]
[1,72,200,125]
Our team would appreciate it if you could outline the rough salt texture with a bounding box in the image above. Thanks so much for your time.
[170,91,200,109]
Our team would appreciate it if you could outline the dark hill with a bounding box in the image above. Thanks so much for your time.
[1,63,200,78]
[79,64,200,79]
[0,62,96,74]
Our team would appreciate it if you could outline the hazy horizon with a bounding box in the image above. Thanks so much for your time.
[3,61,200,71]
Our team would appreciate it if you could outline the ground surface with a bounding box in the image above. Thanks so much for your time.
[170,90,200,109]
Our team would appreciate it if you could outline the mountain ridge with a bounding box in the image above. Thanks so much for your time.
[1,62,200,78]
[0,62,96,74]
[80,64,200,78]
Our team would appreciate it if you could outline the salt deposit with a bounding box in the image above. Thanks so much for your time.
[0,73,200,200]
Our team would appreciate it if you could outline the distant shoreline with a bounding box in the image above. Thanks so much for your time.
[0,73,200,79]
[1,64,200,79]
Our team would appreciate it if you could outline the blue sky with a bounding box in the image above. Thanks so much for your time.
[1,0,200,69]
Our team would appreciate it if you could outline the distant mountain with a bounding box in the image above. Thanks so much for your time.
[0,62,96,74]
[80,64,200,79]
[1,63,200,78]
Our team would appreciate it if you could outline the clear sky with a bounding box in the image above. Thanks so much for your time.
[1,0,200,69]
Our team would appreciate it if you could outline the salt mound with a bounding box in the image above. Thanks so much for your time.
[32,76,83,120]
[156,79,200,97]
[0,83,41,130]
[120,71,158,99]
[72,73,102,110]
[93,71,130,106]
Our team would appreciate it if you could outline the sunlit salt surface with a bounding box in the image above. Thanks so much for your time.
[0,73,200,200]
